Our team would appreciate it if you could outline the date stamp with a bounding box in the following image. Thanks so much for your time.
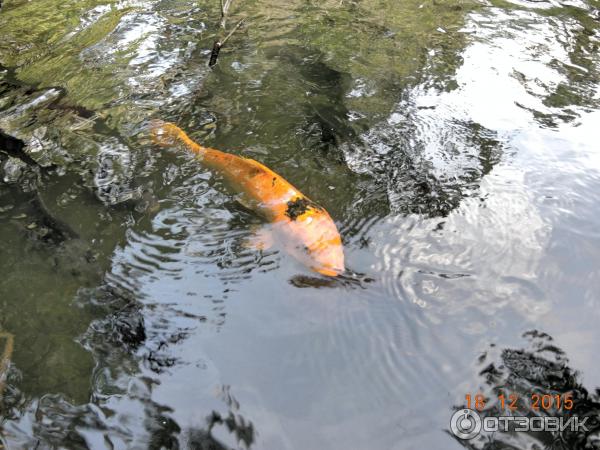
[450,392,589,440]
[465,392,574,412]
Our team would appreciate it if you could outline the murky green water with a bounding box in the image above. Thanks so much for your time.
[1,0,599,448]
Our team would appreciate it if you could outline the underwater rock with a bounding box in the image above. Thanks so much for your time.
[1,156,28,184]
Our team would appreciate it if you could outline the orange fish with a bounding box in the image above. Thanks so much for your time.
[150,121,345,277]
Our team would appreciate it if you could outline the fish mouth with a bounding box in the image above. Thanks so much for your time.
[149,120,178,147]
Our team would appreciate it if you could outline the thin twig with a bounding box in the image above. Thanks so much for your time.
[220,0,234,28]
[221,18,245,46]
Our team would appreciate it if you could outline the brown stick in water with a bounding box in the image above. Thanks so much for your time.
[0,332,14,401]
[209,18,245,67]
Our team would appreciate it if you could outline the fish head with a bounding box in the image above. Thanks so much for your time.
[149,120,181,147]
[279,200,345,277]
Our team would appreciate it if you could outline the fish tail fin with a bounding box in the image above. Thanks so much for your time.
[149,120,206,156]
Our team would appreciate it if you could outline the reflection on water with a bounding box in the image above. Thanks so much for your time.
[0,0,599,447]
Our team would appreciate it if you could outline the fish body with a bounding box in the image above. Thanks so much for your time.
[151,121,345,276]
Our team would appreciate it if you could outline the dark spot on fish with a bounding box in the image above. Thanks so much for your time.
[249,167,261,176]
[285,196,322,221]
[272,177,276,187]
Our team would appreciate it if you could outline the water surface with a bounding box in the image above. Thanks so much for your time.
[1,0,600,448]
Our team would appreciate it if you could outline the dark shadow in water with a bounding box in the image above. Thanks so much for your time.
[451,330,600,449]
[364,112,507,218]
[177,385,255,450]
[289,270,375,289]
[275,46,361,161]
[0,129,43,169]
[0,182,81,249]
[87,283,148,350]
[28,194,80,244]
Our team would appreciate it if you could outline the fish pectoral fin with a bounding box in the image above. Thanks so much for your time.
[242,226,274,251]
